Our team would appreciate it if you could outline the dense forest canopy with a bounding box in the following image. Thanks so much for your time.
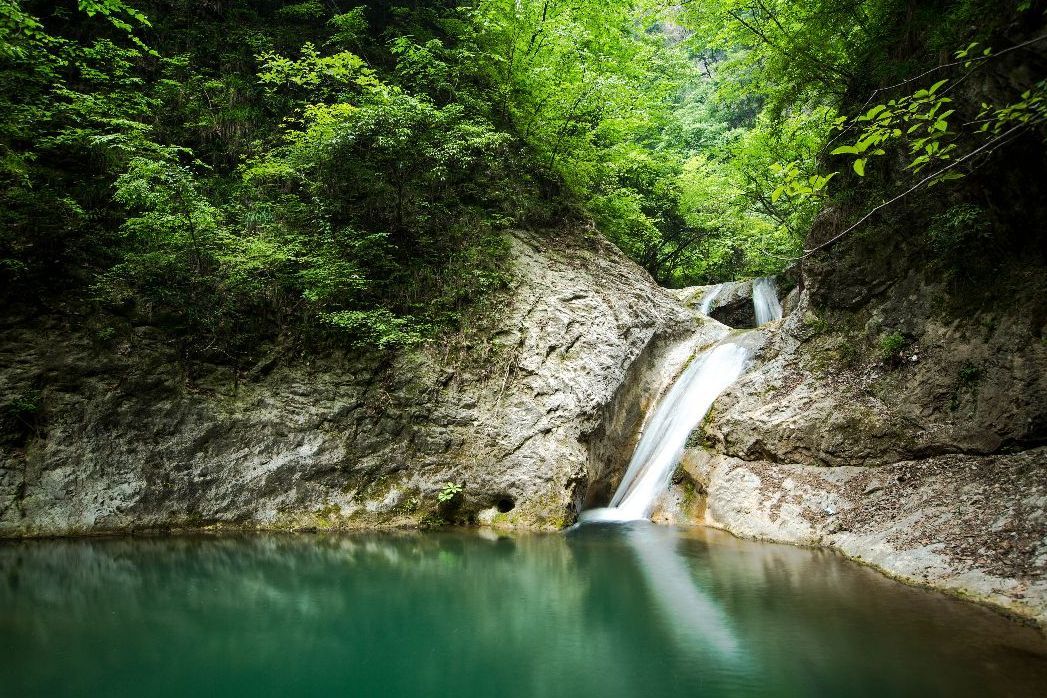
[1,0,1044,359]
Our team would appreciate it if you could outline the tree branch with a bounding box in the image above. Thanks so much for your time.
[804,122,1031,258]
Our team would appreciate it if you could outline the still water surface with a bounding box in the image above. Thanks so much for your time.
[1,525,1045,697]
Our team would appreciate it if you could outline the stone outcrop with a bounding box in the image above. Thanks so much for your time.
[0,227,720,536]
[2,212,1043,630]
[662,233,1047,627]
[674,274,797,328]
[690,446,1047,626]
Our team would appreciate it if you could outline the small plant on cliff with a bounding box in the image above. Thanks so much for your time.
[878,331,907,364]
[802,311,831,336]
[437,482,463,504]
[928,204,991,254]
[2,390,42,446]
[950,361,984,411]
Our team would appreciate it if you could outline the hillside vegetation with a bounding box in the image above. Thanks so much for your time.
[1,0,1044,362]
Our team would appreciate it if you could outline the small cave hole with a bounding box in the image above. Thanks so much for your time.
[495,497,516,513]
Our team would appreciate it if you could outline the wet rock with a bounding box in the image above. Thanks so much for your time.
[674,226,1047,628]
[674,277,793,329]
[690,448,1047,628]
[674,281,757,327]
[0,228,698,535]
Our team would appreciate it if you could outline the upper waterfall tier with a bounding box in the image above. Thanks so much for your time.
[752,277,783,326]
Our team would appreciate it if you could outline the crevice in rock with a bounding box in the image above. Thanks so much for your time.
[709,298,756,328]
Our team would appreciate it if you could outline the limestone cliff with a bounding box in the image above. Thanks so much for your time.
[2,214,1044,631]
[668,216,1047,627]
[0,227,719,536]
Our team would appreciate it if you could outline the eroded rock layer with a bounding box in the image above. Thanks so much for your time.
[664,240,1047,627]
[0,228,717,535]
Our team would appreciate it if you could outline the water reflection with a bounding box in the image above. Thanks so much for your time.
[1,529,1045,698]
[574,523,743,660]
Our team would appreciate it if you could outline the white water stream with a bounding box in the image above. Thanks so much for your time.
[581,340,750,522]
[752,277,783,325]
[698,284,724,315]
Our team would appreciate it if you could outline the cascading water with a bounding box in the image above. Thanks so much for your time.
[581,340,750,522]
[698,284,723,315]
[752,277,783,326]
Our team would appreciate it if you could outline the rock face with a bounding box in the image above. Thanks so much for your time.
[674,281,757,327]
[690,447,1047,625]
[2,214,1043,630]
[0,228,717,536]
[674,275,796,328]
[666,227,1047,627]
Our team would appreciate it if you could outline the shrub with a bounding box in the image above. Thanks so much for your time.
[928,204,991,255]
[878,331,906,362]
[2,390,42,446]
[437,482,463,504]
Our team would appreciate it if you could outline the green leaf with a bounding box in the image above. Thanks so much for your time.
[853,158,866,177]
[854,135,878,153]
[928,171,965,187]
[864,104,886,120]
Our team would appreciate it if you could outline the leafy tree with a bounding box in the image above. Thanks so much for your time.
[1,0,1042,363]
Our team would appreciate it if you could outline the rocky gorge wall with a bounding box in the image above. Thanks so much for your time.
[659,227,1047,629]
[2,215,1044,631]
[0,227,720,536]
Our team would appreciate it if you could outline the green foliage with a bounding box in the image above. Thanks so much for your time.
[678,0,1045,263]
[822,72,1043,191]
[328,9,368,49]
[97,151,254,352]
[950,360,984,410]
[803,312,831,336]
[976,80,1047,136]
[1,389,42,446]
[5,391,40,421]
[958,362,983,385]
[77,0,154,54]
[241,85,515,345]
[276,2,325,22]
[1,0,522,356]
[437,482,463,504]
[1,0,1042,363]
[878,331,907,362]
[928,204,991,254]
[771,162,836,202]
[829,80,957,179]
[256,43,379,105]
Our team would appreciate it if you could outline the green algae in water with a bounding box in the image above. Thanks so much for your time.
[1,525,1045,697]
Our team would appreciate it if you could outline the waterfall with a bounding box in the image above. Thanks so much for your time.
[698,284,723,315]
[581,341,750,522]
[752,277,783,326]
